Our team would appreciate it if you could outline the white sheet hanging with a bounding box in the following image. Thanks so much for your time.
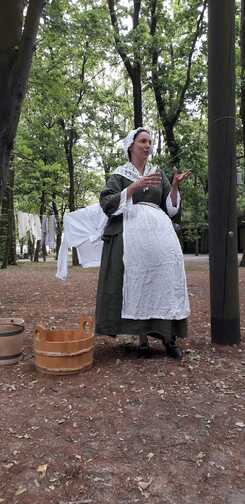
[17,212,41,241]
[32,215,42,241]
[56,203,108,280]
[17,212,30,240]
[46,215,57,248]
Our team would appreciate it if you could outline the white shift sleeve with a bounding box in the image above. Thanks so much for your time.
[166,191,181,217]
[112,188,133,216]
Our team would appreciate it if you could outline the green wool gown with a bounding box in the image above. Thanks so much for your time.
[95,169,188,343]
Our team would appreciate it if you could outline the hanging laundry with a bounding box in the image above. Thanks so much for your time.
[46,215,57,248]
[17,212,30,240]
[41,217,48,246]
[28,214,42,241]
[56,203,107,280]
[17,212,41,241]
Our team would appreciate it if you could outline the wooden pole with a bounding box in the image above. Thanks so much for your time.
[208,0,240,344]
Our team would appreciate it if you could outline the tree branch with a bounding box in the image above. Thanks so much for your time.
[172,0,207,125]
[150,0,168,124]
[107,0,134,79]
[133,0,141,29]
[10,0,44,133]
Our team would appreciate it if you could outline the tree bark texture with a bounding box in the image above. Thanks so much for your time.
[208,0,240,344]
[58,120,79,267]
[52,195,62,261]
[0,0,44,202]
[34,190,46,262]
[240,0,245,267]
[0,168,16,268]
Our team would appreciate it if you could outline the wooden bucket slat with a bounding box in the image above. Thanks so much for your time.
[0,321,24,365]
[34,344,94,357]
[0,318,24,327]
[33,335,94,352]
[33,316,94,375]
[35,363,92,375]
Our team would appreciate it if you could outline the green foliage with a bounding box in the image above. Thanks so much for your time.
[13,0,230,244]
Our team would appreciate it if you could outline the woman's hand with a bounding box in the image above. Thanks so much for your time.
[127,173,161,199]
[172,166,192,189]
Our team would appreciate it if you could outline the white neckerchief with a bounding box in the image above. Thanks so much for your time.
[113,162,157,182]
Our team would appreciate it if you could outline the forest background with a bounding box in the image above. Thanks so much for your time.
[1,0,245,267]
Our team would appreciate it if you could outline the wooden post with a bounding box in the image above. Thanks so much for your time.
[208,0,240,344]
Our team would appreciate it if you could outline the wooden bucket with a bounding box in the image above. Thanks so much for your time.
[33,315,94,375]
[0,318,25,365]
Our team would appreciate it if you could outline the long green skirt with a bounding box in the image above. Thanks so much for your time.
[95,233,187,343]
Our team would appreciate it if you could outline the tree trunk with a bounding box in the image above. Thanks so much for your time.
[164,121,180,167]
[28,233,34,261]
[0,0,44,203]
[0,167,16,268]
[34,190,46,262]
[0,194,9,268]
[8,167,17,265]
[157,129,162,156]
[132,65,143,128]
[195,236,199,256]
[240,0,245,268]
[107,0,143,129]
[240,0,245,156]
[59,122,79,267]
[52,195,62,260]
[208,0,240,344]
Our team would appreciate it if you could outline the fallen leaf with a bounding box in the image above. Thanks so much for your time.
[37,463,48,479]
[15,486,27,496]
[235,421,245,428]
[138,478,153,491]
[146,452,154,461]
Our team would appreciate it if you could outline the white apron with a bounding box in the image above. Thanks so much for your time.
[122,202,190,320]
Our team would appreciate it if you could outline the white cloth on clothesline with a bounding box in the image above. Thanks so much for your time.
[32,215,42,241]
[56,203,108,280]
[46,215,57,248]
[28,214,42,241]
[16,212,41,241]
[41,215,57,248]
[17,212,29,240]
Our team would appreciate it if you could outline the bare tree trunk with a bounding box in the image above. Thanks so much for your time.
[240,0,245,266]
[208,0,240,344]
[58,119,79,266]
[0,166,16,268]
[132,65,143,128]
[52,195,62,260]
[0,195,9,268]
[34,190,46,262]
[0,0,44,203]
[8,167,17,265]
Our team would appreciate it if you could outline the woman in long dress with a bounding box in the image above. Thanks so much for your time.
[95,127,191,358]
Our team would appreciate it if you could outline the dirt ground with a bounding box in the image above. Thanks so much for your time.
[0,258,245,504]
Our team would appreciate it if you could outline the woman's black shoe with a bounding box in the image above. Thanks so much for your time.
[137,343,151,358]
[166,343,183,360]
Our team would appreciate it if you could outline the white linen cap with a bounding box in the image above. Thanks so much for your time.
[121,127,153,159]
